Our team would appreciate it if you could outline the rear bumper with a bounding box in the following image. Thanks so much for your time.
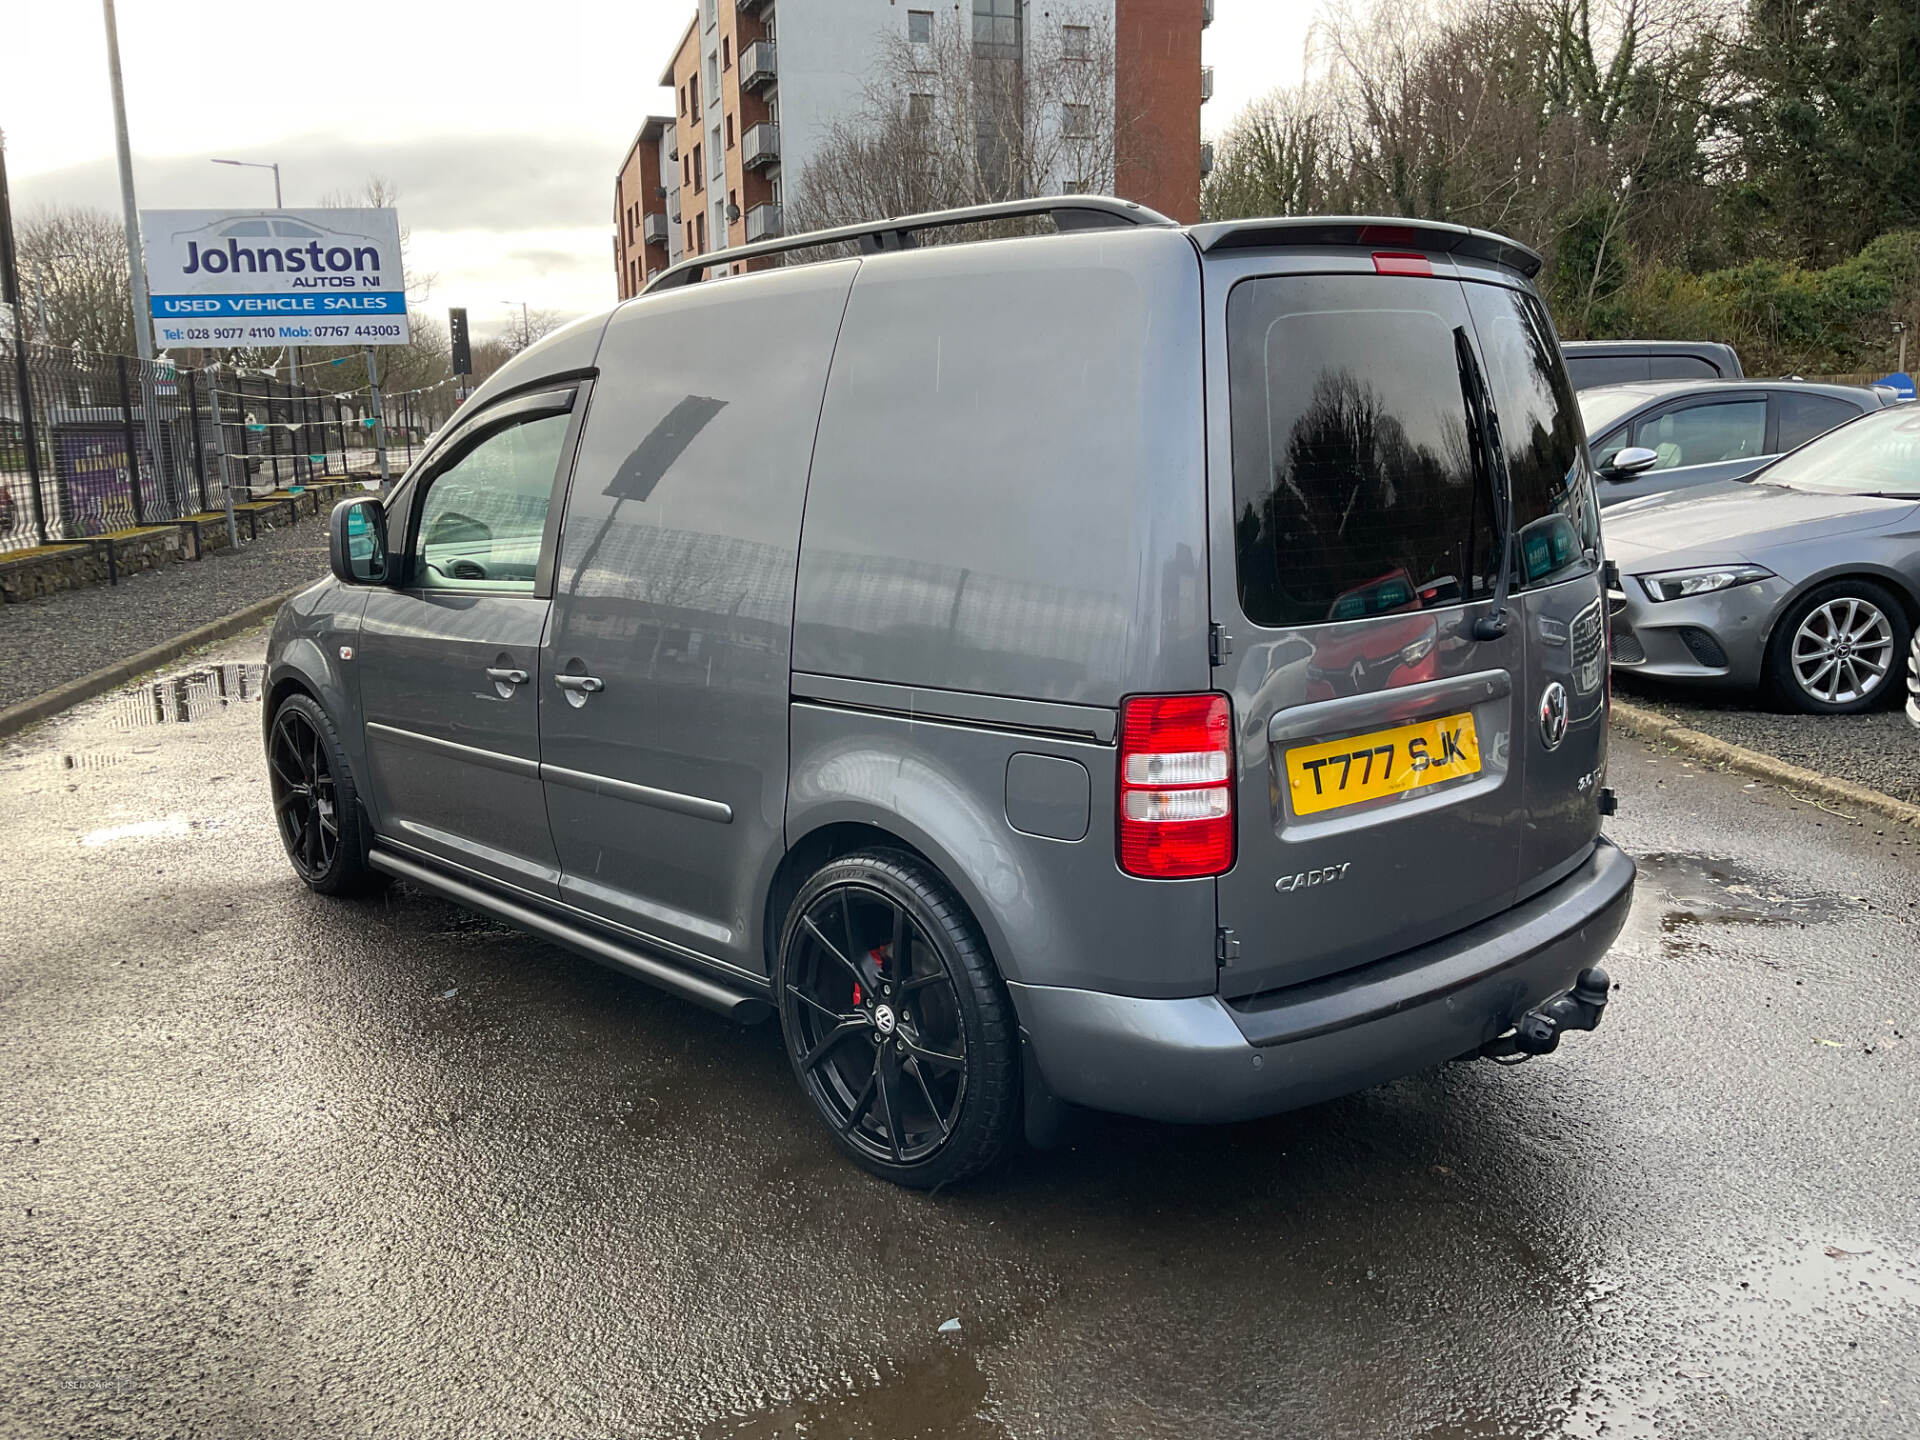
[1010,836,1636,1124]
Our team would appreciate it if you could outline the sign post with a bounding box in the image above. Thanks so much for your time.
[138,208,410,352]
[366,348,390,487]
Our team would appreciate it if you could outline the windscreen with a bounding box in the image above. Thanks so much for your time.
[1577,386,1652,436]
[1228,274,1496,629]
[1757,406,1920,496]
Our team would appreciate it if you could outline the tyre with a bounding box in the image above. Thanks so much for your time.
[266,692,383,895]
[774,850,1019,1189]
[1766,580,1912,715]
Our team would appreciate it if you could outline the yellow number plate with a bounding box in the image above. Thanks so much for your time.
[1284,712,1481,816]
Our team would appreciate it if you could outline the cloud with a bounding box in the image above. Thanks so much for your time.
[505,247,585,275]
[14,130,616,235]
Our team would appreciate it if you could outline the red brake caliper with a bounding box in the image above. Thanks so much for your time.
[853,945,889,1008]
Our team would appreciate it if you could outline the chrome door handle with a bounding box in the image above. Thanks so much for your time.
[554,674,604,693]
[485,667,529,685]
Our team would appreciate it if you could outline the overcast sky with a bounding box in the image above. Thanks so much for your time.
[2,0,1315,340]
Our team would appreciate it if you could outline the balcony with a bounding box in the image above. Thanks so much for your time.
[745,202,782,243]
[742,121,780,169]
[643,211,668,246]
[1200,142,1214,177]
[740,39,776,91]
[1200,65,1214,102]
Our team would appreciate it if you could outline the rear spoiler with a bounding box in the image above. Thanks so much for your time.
[1189,216,1543,279]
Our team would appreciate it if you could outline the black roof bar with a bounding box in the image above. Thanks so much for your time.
[1189,215,1544,278]
[641,194,1177,293]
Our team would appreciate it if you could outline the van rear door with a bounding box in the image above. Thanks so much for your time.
[1205,260,1536,1001]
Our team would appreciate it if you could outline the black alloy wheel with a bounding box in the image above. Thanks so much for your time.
[777,852,1018,1187]
[266,693,379,895]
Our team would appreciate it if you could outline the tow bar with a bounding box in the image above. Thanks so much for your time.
[1480,967,1612,1061]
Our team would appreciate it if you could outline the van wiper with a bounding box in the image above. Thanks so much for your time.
[1454,327,1513,641]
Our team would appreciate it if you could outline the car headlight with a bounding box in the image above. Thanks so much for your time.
[1637,564,1774,603]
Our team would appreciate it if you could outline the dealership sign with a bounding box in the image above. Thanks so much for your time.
[140,208,409,348]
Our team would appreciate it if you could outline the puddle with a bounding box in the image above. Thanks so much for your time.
[99,664,265,732]
[1634,851,1852,930]
[696,1341,1001,1440]
[79,815,195,847]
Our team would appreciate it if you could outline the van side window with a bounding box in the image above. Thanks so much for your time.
[1227,274,1496,628]
[412,413,570,591]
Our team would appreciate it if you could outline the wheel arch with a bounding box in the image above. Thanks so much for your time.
[766,810,1020,989]
[1762,566,1920,654]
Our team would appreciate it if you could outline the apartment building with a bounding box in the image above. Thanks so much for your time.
[614,0,1211,295]
[614,116,683,300]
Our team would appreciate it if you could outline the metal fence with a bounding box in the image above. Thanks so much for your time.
[0,338,442,554]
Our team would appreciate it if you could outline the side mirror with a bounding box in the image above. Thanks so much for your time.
[329,497,390,585]
[1601,445,1659,480]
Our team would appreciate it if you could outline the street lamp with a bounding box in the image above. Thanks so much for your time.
[210,156,282,206]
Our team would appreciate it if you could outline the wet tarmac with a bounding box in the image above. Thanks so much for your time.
[3,635,1918,1438]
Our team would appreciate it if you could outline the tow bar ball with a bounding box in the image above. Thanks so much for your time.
[1484,967,1612,1060]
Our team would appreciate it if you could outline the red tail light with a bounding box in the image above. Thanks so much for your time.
[1117,694,1234,879]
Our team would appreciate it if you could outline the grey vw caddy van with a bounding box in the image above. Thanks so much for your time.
[268,198,1635,1188]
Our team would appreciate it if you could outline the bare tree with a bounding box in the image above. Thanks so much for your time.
[499,306,566,355]
[13,204,138,353]
[788,4,1139,235]
[1204,0,1733,328]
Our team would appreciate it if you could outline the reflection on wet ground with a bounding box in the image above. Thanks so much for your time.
[100,663,265,733]
[1636,849,1854,930]
[45,664,265,776]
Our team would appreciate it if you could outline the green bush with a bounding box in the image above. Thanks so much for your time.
[1584,230,1920,375]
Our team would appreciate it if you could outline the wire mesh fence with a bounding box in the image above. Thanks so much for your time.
[0,338,439,555]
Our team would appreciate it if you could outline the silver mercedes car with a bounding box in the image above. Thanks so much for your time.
[1605,404,1920,713]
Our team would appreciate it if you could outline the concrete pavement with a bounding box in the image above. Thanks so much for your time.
[3,637,1918,1438]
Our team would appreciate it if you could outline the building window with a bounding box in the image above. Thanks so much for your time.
[679,84,687,116]
[908,92,933,124]
[707,55,719,94]
[696,211,707,250]
[973,0,1019,55]
[722,36,731,69]
[693,143,704,191]
[726,113,735,148]
[690,72,701,121]
[1064,103,1092,137]
[908,9,933,43]
[1063,24,1090,60]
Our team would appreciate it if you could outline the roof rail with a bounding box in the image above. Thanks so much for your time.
[1188,215,1544,278]
[641,195,1177,293]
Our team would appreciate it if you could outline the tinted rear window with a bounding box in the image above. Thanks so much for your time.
[1777,391,1864,451]
[1648,355,1722,381]
[1462,282,1598,585]
[1228,274,1496,629]
[1566,354,1647,389]
[1227,275,1594,628]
